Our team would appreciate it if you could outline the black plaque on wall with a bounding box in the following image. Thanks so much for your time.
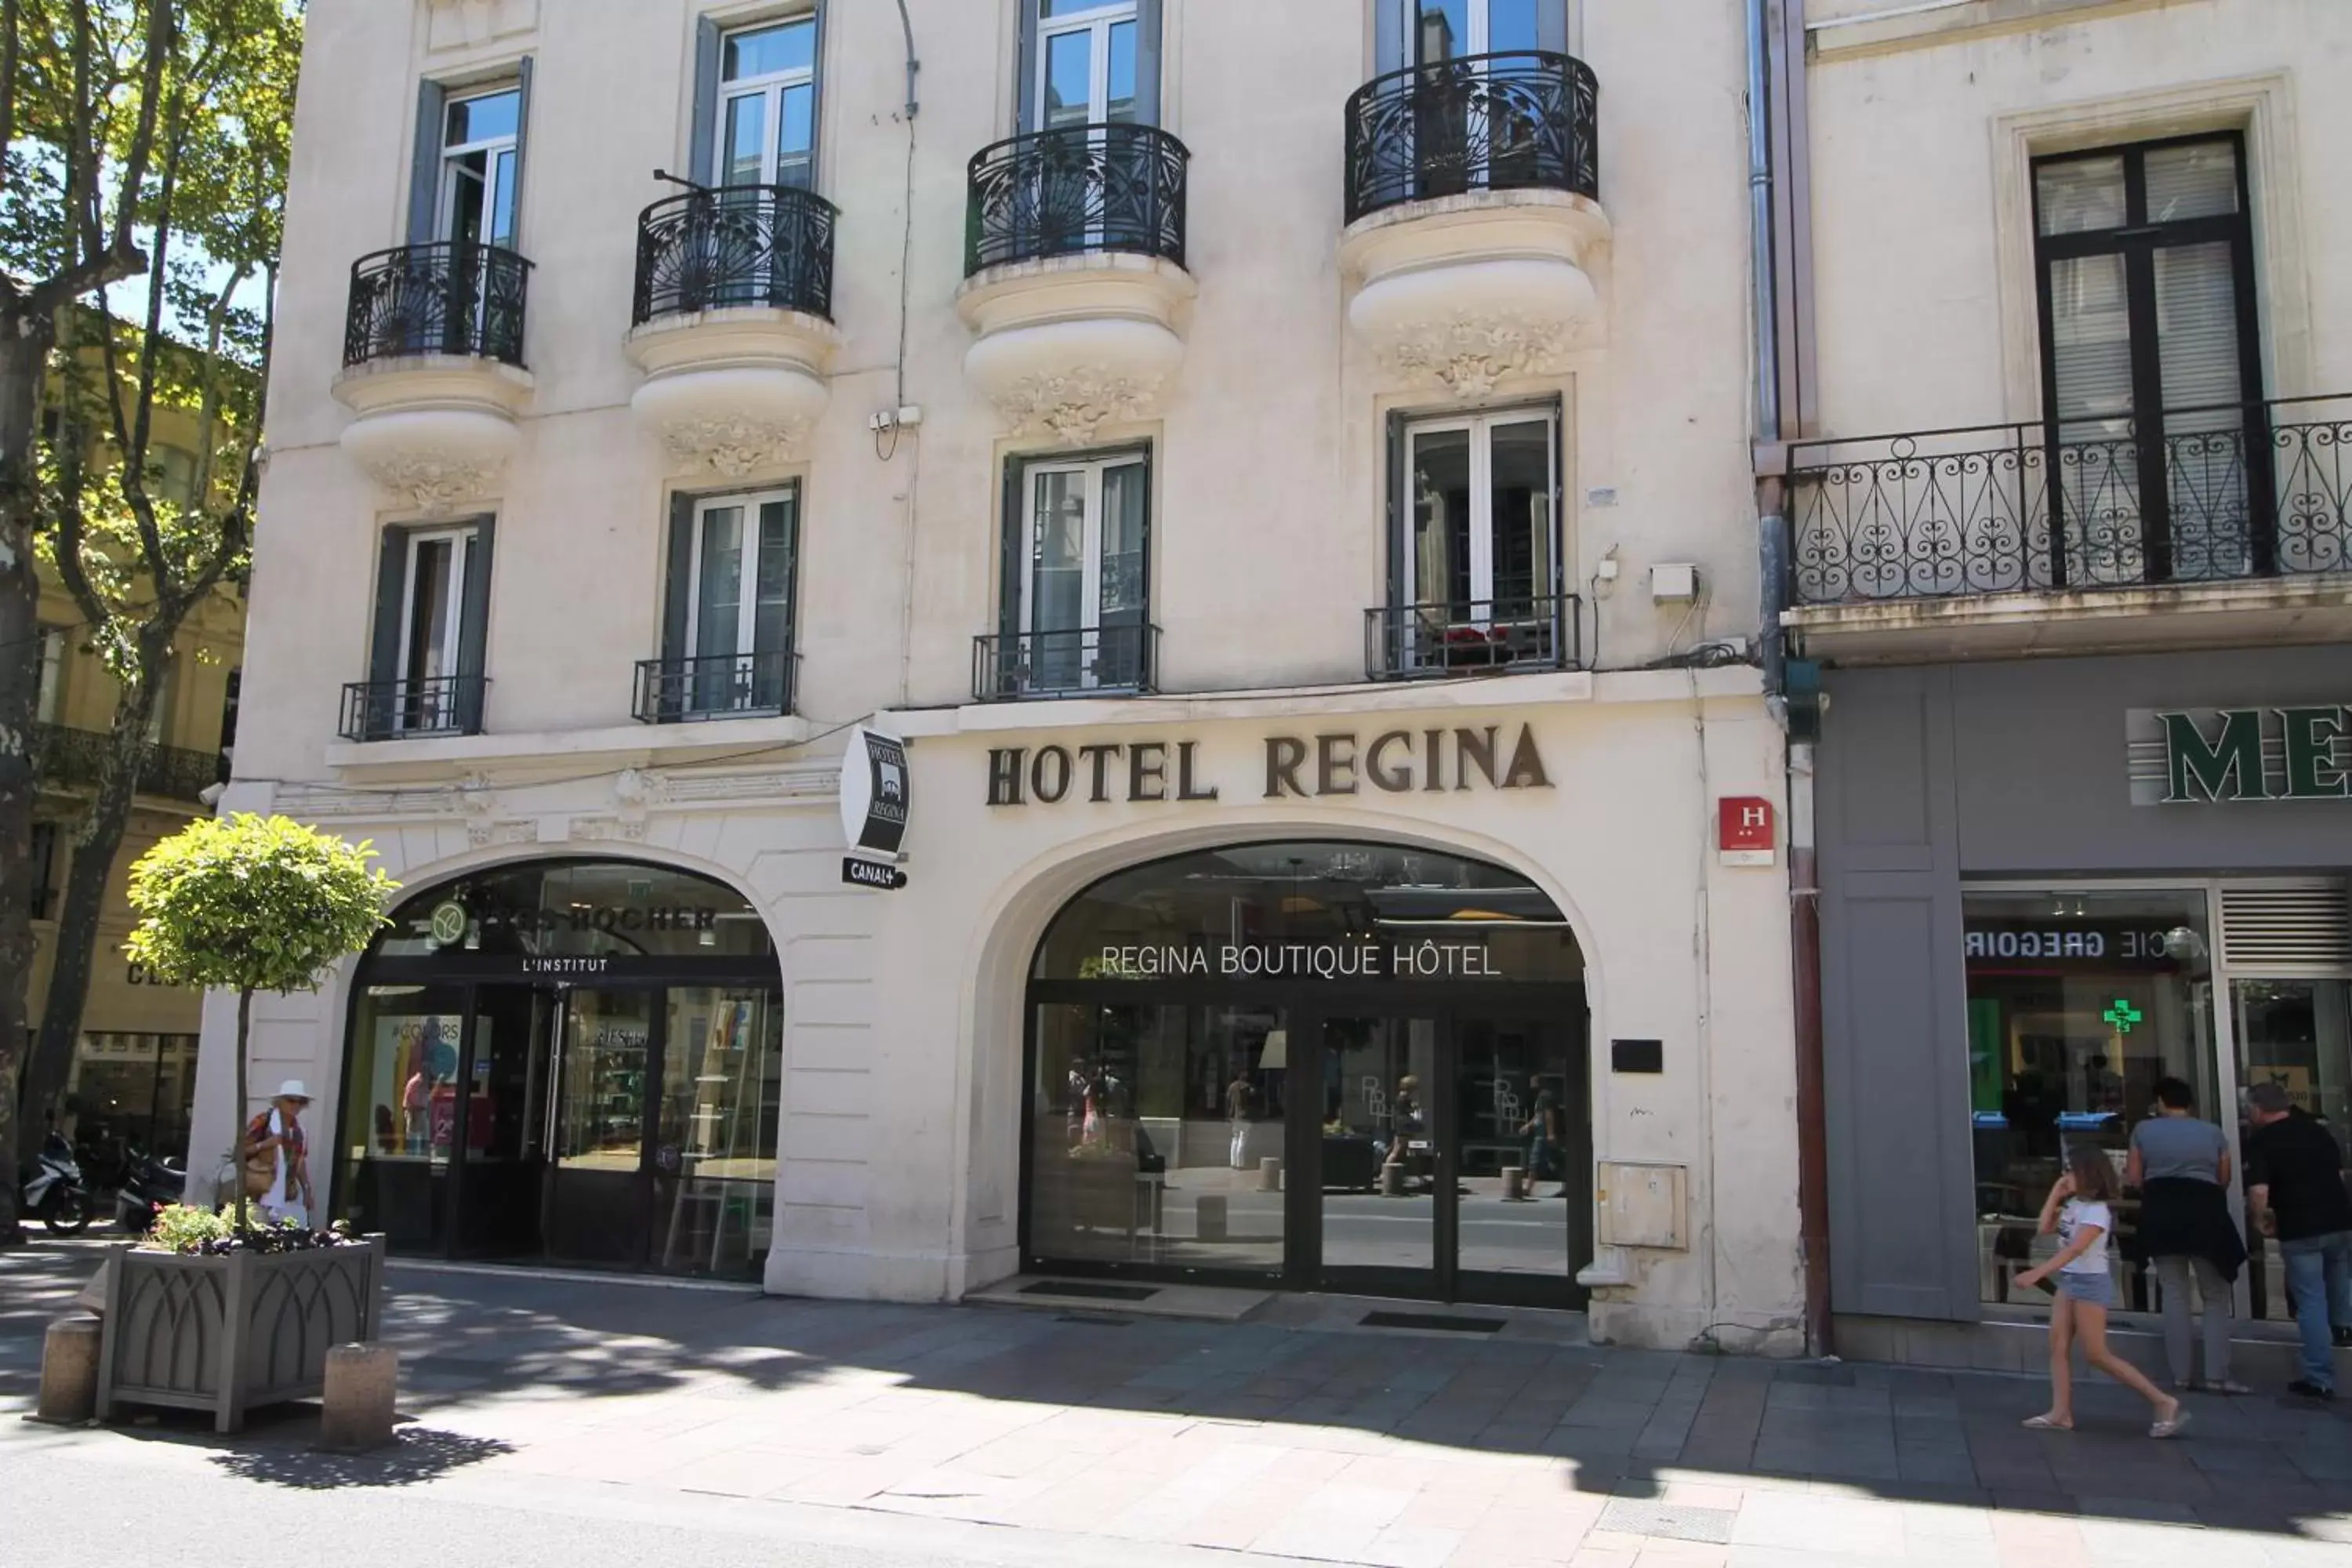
[1611,1038,1664,1075]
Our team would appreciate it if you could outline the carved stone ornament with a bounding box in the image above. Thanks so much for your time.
[1388,313,1578,398]
[426,0,538,51]
[658,415,810,477]
[571,815,650,844]
[611,768,671,833]
[357,452,502,518]
[992,366,1165,446]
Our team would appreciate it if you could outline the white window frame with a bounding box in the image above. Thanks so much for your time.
[683,487,797,660]
[1018,454,1144,647]
[713,17,818,189]
[438,85,521,248]
[1033,0,1138,129]
[1399,405,1559,622]
[35,626,64,725]
[396,527,474,729]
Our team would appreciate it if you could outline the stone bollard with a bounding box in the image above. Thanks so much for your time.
[1380,1163,1404,1197]
[1502,1167,1526,1201]
[1196,1194,1229,1242]
[1258,1156,1283,1192]
[318,1343,397,1453]
[36,1316,100,1425]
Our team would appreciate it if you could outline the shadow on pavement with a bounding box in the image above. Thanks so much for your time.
[5,1238,2350,1542]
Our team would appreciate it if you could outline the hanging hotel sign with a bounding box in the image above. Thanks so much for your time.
[2129,706,2352,804]
[841,725,911,855]
[985,724,1553,807]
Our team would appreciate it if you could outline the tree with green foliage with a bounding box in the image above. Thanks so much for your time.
[0,0,301,1241]
[123,814,395,1232]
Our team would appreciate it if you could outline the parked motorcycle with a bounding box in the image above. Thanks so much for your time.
[113,1147,185,1234]
[22,1132,91,1235]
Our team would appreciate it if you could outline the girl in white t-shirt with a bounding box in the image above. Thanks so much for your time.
[2013,1145,2187,1437]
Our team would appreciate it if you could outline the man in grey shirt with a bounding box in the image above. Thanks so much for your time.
[2127,1077,2247,1392]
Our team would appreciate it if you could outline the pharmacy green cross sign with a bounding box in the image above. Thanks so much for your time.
[2103,998,2143,1034]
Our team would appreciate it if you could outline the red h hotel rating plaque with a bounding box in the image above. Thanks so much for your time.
[1718,797,1777,866]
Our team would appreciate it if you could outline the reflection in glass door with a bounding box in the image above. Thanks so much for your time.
[549,989,655,1265]
[1319,1015,1441,1287]
[452,985,550,1258]
[1454,1014,1581,1297]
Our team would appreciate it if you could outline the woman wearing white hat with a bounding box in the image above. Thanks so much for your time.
[246,1080,315,1227]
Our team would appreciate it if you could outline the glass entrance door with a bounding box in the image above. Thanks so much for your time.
[1309,1008,1586,1305]
[548,989,657,1265]
[450,985,551,1258]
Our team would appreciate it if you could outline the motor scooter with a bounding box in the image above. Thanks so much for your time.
[21,1131,90,1235]
[113,1145,185,1233]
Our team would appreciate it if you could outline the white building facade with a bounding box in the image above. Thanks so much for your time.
[192,0,1803,1353]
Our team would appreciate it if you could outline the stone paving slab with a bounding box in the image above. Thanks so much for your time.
[5,1240,2352,1566]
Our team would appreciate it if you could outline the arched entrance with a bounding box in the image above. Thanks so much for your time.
[336,858,782,1279]
[1024,840,1591,1307]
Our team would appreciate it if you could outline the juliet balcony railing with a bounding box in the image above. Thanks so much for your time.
[343,241,532,368]
[964,122,1190,275]
[338,676,486,743]
[1366,593,1584,682]
[632,650,797,724]
[1344,50,1599,224]
[1789,397,2352,605]
[31,723,223,804]
[973,624,1160,702]
[633,184,837,325]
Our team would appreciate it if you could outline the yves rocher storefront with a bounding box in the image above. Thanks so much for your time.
[335,859,783,1279]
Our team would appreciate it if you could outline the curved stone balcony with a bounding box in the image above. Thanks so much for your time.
[956,123,1195,445]
[625,183,842,477]
[1339,52,1609,397]
[333,241,533,517]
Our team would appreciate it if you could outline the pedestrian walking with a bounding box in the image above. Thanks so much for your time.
[1226,1067,1256,1169]
[247,1079,315,1228]
[2127,1076,2248,1393]
[2245,1080,2352,1399]
[1519,1087,1564,1197]
[2014,1143,2188,1437]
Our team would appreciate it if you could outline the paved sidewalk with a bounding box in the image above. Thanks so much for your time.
[6,1240,2352,1566]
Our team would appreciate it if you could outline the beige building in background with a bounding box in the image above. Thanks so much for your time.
[192,0,1805,1352]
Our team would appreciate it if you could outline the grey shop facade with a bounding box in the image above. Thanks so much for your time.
[1817,644,2352,1341]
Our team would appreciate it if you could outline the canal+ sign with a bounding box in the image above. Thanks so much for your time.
[2130,706,2352,804]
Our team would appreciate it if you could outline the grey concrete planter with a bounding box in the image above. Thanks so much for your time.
[93,1236,387,1433]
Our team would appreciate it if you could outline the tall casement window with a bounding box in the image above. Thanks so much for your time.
[400,69,532,361]
[986,448,1152,699]
[1382,0,1563,64]
[1019,0,1160,132]
[2033,135,2265,585]
[34,626,64,724]
[351,519,494,740]
[437,86,522,251]
[713,16,816,190]
[1378,406,1566,677]
[643,486,800,723]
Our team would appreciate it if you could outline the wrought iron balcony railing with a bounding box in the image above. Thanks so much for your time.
[965,122,1190,276]
[1789,397,2352,605]
[343,241,532,368]
[339,676,485,742]
[633,184,837,325]
[633,650,797,724]
[973,624,1159,702]
[1345,51,1599,225]
[32,723,223,804]
[1366,593,1583,681]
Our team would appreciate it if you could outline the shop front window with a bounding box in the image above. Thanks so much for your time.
[1965,889,2217,1309]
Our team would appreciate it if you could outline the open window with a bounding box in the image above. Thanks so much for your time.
[1379,405,1564,677]
[985,448,1152,698]
[644,486,800,722]
[353,519,493,739]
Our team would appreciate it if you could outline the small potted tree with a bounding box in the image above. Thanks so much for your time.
[93,814,398,1433]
